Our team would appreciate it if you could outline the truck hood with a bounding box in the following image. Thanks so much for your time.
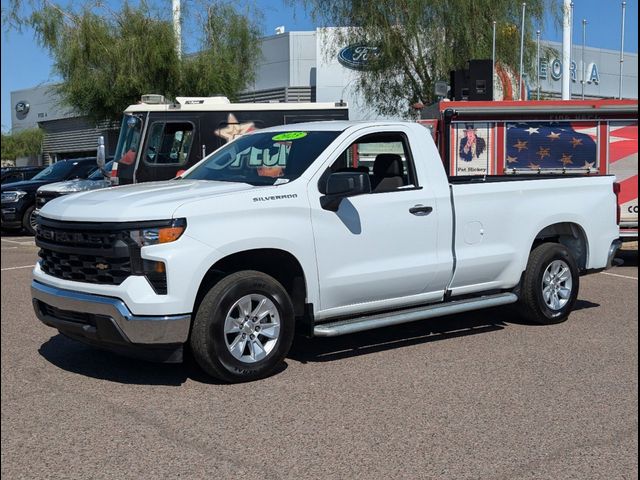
[38,178,110,194]
[39,179,256,222]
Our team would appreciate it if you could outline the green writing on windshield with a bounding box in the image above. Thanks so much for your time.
[272,132,308,141]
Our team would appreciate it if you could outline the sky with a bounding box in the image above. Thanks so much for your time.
[1,0,638,133]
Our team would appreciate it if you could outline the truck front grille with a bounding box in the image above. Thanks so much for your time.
[35,217,172,293]
[35,218,137,286]
[38,249,131,285]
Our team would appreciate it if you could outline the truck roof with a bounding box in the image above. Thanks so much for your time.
[252,120,421,133]
[124,96,349,113]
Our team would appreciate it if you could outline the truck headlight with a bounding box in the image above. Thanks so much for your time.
[129,219,186,247]
[1,191,27,203]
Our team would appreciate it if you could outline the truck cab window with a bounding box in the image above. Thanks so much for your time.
[325,132,417,193]
[145,122,194,165]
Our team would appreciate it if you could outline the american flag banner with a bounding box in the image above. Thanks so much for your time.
[608,121,638,225]
[505,121,598,171]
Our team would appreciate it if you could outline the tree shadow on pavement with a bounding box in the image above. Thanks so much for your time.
[38,333,288,386]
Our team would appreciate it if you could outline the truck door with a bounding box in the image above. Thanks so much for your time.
[309,126,451,318]
[135,113,200,183]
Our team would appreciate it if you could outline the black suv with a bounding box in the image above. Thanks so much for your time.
[1,158,98,235]
[1,166,45,184]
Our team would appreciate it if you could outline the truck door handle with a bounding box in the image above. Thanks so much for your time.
[409,205,433,216]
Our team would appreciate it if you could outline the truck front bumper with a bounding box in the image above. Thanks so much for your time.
[1,207,22,228]
[32,281,191,363]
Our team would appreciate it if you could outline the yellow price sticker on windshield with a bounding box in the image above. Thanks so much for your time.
[272,132,307,141]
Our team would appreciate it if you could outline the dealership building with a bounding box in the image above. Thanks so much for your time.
[10,28,639,164]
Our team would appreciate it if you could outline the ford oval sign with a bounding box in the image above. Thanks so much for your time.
[15,100,30,120]
[338,45,379,70]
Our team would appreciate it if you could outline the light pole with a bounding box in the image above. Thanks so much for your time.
[518,3,526,100]
[561,0,571,99]
[536,30,541,100]
[581,19,587,100]
[569,1,574,98]
[619,1,626,99]
[173,0,181,60]
[492,21,497,100]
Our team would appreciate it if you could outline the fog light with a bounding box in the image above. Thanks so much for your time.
[143,260,167,294]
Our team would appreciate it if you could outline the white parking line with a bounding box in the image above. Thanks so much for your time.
[1,239,35,246]
[601,272,638,280]
[0,265,34,272]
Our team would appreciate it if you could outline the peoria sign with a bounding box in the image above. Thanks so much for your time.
[337,45,380,70]
[539,58,600,84]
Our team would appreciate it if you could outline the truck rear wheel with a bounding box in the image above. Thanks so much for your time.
[190,270,295,383]
[517,242,579,325]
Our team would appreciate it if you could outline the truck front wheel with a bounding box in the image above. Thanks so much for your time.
[190,270,295,383]
[517,242,580,325]
[23,205,37,236]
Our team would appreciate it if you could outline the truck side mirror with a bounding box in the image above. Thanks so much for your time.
[320,172,371,212]
[97,136,106,168]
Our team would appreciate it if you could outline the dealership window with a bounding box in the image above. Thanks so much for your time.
[144,122,194,165]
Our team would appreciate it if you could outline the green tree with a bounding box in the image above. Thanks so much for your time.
[295,0,558,117]
[5,1,262,122]
[1,128,44,160]
[181,3,262,99]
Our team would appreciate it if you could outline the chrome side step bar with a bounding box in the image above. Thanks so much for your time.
[313,292,518,337]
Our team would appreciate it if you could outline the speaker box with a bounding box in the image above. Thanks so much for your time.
[449,69,469,100]
[468,59,493,101]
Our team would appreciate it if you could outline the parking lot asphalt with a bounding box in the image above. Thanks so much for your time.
[1,235,638,480]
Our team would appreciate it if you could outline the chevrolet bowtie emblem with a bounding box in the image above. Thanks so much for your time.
[95,263,109,270]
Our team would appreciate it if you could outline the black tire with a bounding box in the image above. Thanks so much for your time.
[517,242,580,325]
[22,204,37,236]
[190,270,295,383]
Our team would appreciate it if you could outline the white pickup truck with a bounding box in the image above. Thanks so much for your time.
[31,121,621,382]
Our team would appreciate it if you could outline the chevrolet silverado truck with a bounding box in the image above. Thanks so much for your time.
[31,121,622,382]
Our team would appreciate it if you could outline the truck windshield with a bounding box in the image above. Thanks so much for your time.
[113,114,144,167]
[88,161,114,180]
[183,130,341,185]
